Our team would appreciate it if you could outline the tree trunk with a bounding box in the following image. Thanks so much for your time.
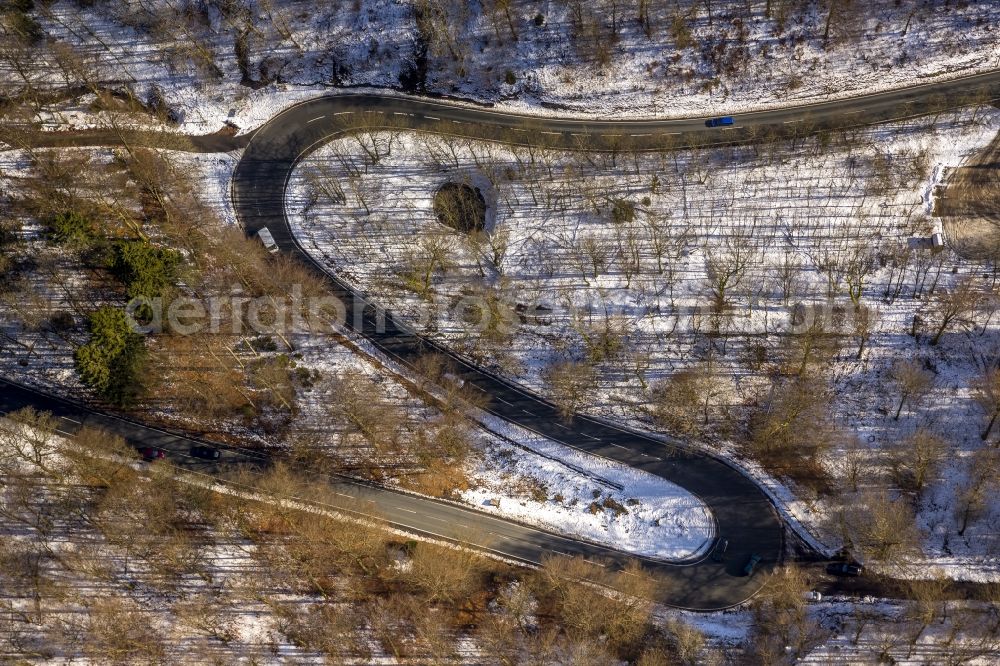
[504,7,517,41]
[930,317,950,345]
[980,409,999,441]
[959,502,972,536]
[823,2,835,43]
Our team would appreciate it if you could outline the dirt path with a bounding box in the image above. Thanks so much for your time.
[0,126,250,153]
[937,129,1000,259]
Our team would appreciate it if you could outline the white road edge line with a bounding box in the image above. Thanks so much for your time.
[307,115,325,123]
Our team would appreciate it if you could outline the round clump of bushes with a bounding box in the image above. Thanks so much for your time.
[433,182,487,233]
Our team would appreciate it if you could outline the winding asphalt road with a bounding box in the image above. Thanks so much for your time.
[6,70,1000,610]
[229,71,1000,609]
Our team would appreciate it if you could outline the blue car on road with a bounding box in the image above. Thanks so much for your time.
[705,116,735,128]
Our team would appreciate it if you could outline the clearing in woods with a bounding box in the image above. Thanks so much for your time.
[938,128,1000,258]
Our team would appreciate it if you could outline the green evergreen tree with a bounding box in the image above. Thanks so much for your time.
[47,211,97,247]
[108,240,182,300]
[74,307,146,406]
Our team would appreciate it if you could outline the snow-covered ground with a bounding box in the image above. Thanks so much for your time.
[286,108,1000,576]
[674,596,1000,664]
[5,1,999,137]
[289,332,715,561]
[460,424,714,561]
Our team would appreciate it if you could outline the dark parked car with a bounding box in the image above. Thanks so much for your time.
[711,538,729,563]
[705,116,735,128]
[743,553,762,577]
[826,562,864,577]
[190,445,221,461]
[139,447,165,462]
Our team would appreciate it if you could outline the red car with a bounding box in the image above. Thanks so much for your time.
[139,447,165,462]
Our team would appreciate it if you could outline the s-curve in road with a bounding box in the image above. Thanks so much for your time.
[231,72,1000,607]
[6,74,1000,610]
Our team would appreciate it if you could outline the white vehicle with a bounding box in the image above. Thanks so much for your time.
[256,227,280,254]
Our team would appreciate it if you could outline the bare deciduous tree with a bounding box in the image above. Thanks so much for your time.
[402,234,453,299]
[650,360,726,435]
[971,367,1000,441]
[889,359,934,421]
[889,428,947,498]
[404,541,484,605]
[839,489,922,566]
[748,377,838,483]
[703,221,759,313]
[956,447,1000,536]
[750,565,826,661]
[926,278,981,345]
[542,359,598,421]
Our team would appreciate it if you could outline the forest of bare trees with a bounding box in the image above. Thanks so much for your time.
[0,406,727,663]
[3,406,1000,661]
[1,0,995,133]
